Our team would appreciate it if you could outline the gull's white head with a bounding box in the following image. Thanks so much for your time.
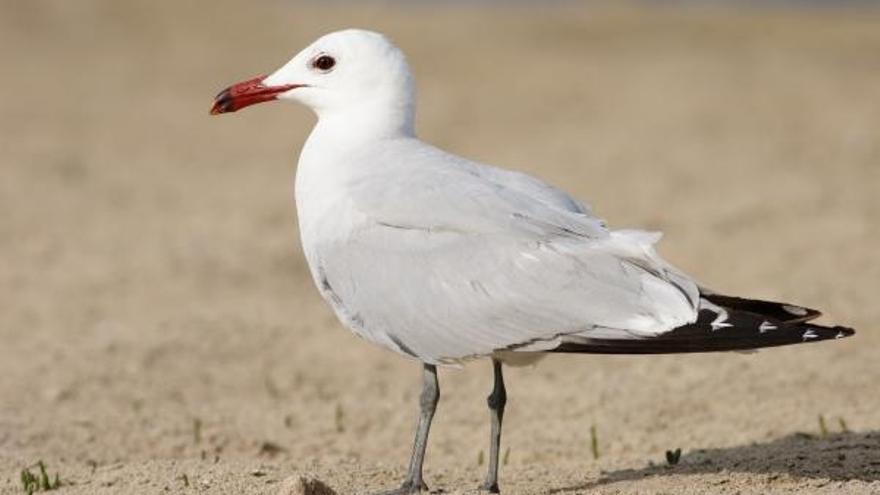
[212,29,415,134]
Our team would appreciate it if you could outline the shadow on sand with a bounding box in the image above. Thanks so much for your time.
[547,431,880,493]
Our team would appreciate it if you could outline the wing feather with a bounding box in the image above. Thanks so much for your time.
[316,226,699,364]
[310,138,699,364]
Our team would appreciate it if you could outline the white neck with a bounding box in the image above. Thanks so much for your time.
[294,97,417,247]
[315,94,416,144]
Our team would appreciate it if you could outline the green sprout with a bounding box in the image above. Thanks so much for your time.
[818,414,829,437]
[20,461,61,494]
[590,424,599,460]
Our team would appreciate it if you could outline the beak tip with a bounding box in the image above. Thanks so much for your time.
[210,99,235,115]
[209,75,297,117]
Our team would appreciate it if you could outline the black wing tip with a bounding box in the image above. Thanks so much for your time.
[797,323,855,344]
[699,292,823,324]
[547,323,855,355]
[828,325,856,338]
[783,306,823,324]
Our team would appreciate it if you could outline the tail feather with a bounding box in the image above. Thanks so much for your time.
[549,293,853,355]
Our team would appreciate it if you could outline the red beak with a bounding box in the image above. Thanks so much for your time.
[210,75,302,115]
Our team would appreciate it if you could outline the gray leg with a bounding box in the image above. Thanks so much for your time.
[482,358,506,493]
[377,363,439,495]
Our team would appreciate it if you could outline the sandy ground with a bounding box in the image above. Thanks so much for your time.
[2,1,879,493]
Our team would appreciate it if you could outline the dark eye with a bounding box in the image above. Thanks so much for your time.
[312,55,336,72]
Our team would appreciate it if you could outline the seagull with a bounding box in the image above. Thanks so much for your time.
[211,29,855,494]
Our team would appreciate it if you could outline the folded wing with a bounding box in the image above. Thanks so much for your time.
[316,225,700,364]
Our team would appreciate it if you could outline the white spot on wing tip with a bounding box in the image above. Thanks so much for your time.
[759,321,777,333]
[711,321,733,331]
[783,304,809,316]
[701,299,732,331]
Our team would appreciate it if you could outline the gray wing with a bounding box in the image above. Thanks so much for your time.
[476,163,597,217]
[316,227,698,364]
[313,141,699,364]
[339,140,608,240]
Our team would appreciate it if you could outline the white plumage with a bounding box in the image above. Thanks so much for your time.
[272,31,699,364]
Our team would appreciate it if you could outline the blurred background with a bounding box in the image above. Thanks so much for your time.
[1,1,878,493]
